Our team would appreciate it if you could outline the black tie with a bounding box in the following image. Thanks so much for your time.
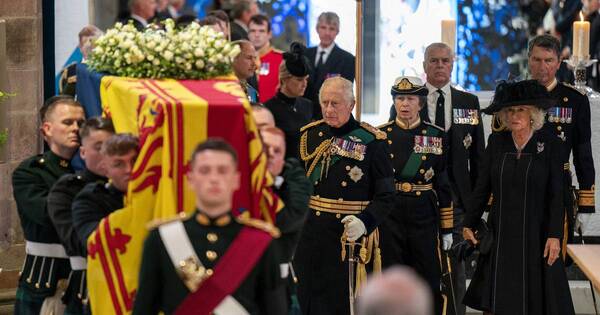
[435,89,445,129]
[316,51,326,70]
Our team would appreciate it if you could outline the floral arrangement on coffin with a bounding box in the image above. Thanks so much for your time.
[86,19,241,79]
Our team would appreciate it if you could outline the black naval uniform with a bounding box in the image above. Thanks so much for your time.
[59,62,77,96]
[12,151,74,314]
[294,117,395,315]
[72,182,124,251]
[264,91,314,159]
[378,118,453,312]
[133,210,285,315]
[47,170,106,314]
[543,81,595,247]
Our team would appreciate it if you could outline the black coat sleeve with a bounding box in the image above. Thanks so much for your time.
[464,133,496,228]
[257,242,286,315]
[469,94,486,188]
[132,229,162,315]
[357,140,395,233]
[47,175,84,255]
[72,185,105,249]
[572,93,596,213]
[435,134,454,234]
[12,163,53,226]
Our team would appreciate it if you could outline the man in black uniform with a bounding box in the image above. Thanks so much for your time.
[264,42,314,159]
[47,117,114,314]
[294,77,395,315]
[133,139,285,314]
[12,95,85,314]
[527,34,595,250]
[72,133,139,249]
[379,76,454,315]
[58,26,103,97]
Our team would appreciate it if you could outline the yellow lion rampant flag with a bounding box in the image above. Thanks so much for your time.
[86,76,282,314]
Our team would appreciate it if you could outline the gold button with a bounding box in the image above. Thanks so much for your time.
[39,158,45,164]
[416,191,422,196]
[341,181,347,187]
[207,233,218,243]
[390,153,394,158]
[316,211,321,216]
[206,250,218,261]
[35,283,40,289]
[419,169,425,174]
[388,140,393,145]
[45,282,50,288]
[557,126,562,131]
[346,165,351,171]
[319,131,324,137]
[421,156,427,161]
[206,269,214,276]
[563,97,568,102]
[422,130,427,135]
[338,198,344,201]
[336,213,341,219]
[418,181,422,184]
[387,127,392,132]
[314,181,319,185]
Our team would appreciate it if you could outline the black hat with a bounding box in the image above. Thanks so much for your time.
[483,80,556,114]
[390,76,428,97]
[283,42,311,77]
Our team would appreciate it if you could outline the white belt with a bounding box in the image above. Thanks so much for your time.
[69,256,87,270]
[25,241,68,258]
[214,296,250,315]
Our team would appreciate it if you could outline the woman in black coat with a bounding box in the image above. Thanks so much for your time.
[462,80,575,315]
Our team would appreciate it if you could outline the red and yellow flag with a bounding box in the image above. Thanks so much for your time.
[87,76,282,314]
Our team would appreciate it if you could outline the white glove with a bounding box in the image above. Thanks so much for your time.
[341,215,366,242]
[576,213,593,235]
[442,233,453,251]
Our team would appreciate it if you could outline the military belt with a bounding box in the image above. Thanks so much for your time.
[25,241,68,258]
[564,163,570,171]
[69,256,87,270]
[309,196,369,215]
[395,182,433,193]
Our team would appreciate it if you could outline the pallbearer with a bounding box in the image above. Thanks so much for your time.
[294,77,395,315]
[378,76,454,315]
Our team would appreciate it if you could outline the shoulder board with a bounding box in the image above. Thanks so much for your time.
[360,121,387,140]
[300,119,325,132]
[561,83,586,95]
[146,212,191,230]
[376,120,394,129]
[423,121,444,132]
[235,216,281,238]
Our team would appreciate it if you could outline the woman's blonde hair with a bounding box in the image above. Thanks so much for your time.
[498,105,546,131]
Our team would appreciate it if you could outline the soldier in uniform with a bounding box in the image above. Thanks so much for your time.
[294,77,395,315]
[248,14,284,103]
[527,34,595,252]
[133,139,286,314]
[233,40,260,103]
[264,42,314,160]
[72,134,139,249]
[378,76,453,315]
[46,117,114,314]
[58,25,102,97]
[12,95,85,314]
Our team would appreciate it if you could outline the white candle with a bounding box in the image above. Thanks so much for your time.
[441,19,456,52]
[573,12,590,60]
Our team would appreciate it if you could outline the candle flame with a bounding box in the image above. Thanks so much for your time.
[580,11,584,22]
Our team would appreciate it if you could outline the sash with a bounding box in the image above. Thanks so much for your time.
[174,226,273,315]
[308,128,375,183]
[399,125,441,179]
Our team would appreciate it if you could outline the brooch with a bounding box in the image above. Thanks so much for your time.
[348,166,364,183]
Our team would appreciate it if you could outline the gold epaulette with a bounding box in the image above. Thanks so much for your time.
[300,119,325,132]
[360,121,387,140]
[423,121,444,132]
[236,216,281,238]
[146,212,190,230]
[561,83,586,95]
[376,120,394,129]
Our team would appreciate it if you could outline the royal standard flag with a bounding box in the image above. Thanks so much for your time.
[86,75,282,315]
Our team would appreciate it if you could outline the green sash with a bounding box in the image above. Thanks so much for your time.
[399,125,441,180]
[308,128,375,183]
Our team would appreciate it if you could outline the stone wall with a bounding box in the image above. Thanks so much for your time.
[0,0,43,287]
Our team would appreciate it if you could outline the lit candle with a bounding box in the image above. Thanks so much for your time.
[441,19,456,51]
[572,12,590,60]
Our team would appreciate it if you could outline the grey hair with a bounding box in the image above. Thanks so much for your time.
[423,42,454,62]
[317,12,340,29]
[319,77,355,104]
[230,0,254,19]
[357,266,432,315]
[498,105,546,131]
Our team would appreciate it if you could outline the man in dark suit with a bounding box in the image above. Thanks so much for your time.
[303,12,355,119]
[389,42,485,315]
[230,0,259,41]
[119,0,157,31]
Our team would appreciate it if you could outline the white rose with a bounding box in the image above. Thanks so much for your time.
[153,59,160,66]
[155,45,164,52]
[185,63,192,70]
[147,41,156,49]
[208,56,218,64]
[214,39,225,49]
[195,59,205,69]
[163,50,174,61]
[194,48,205,57]
[175,56,184,64]
[147,54,155,61]
[108,38,116,45]
[114,60,121,67]
[93,46,104,54]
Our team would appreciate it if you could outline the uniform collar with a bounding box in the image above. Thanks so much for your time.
[44,150,72,170]
[258,44,272,57]
[329,115,359,137]
[395,117,421,130]
[81,169,106,183]
[545,78,558,92]
[195,209,232,226]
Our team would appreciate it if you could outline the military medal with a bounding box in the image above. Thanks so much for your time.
[259,62,270,75]
[331,137,366,161]
[414,136,443,155]
[558,131,566,142]
[424,167,435,182]
[537,142,544,154]
[453,109,479,125]
[348,166,364,183]
[463,133,472,149]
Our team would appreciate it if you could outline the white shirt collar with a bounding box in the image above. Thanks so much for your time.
[546,78,558,91]
[425,81,451,96]
[315,42,335,65]
[130,14,148,27]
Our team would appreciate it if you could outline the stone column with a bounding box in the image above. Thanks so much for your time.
[0,0,43,295]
